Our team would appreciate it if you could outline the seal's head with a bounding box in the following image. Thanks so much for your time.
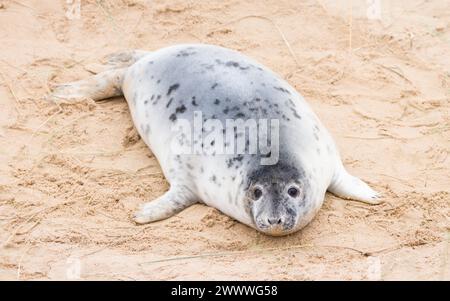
[245,161,312,236]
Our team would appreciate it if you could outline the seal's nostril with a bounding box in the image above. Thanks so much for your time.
[267,218,282,225]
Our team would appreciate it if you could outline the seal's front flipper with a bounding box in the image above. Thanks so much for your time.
[328,166,381,205]
[133,185,198,224]
[49,68,127,102]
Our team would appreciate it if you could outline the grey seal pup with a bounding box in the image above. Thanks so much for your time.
[51,44,380,236]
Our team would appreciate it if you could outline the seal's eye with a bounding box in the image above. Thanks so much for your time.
[253,188,262,199]
[288,187,299,197]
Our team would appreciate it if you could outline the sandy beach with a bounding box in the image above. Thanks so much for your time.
[0,0,448,280]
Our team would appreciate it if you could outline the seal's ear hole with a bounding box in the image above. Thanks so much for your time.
[253,187,263,200]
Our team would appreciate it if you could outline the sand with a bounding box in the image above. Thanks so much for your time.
[0,0,448,280]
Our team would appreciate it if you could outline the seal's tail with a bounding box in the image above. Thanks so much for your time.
[49,50,150,102]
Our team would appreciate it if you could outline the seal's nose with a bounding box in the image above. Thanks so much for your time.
[267,217,283,225]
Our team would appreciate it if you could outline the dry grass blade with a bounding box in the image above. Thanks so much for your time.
[95,0,124,40]
[17,242,32,280]
[215,15,300,68]
[376,63,413,84]
[139,243,375,266]
[140,244,315,265]
[0,70,21,115]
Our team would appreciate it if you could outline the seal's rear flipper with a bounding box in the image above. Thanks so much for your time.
[49,49,151,102]
[133,185,198,224]
[328,165,381,204]
[49,68,127,102]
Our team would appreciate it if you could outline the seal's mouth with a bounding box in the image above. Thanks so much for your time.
[256,225,295,236]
